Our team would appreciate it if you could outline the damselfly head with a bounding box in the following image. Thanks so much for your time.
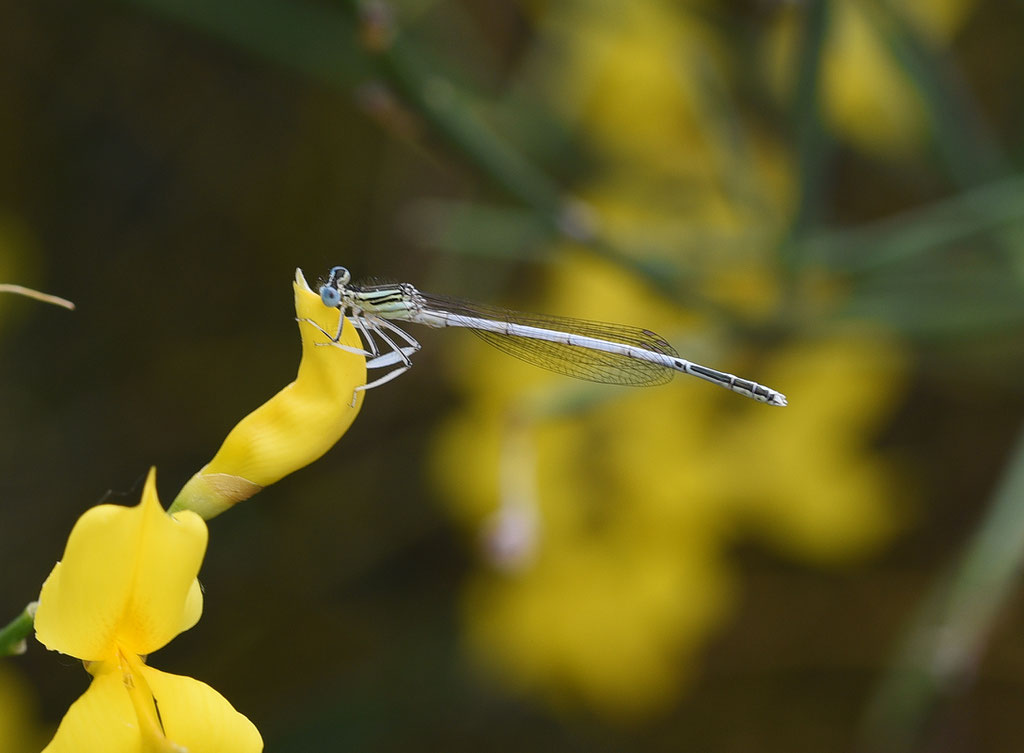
[327,266,351,288]
[320,266,352,308]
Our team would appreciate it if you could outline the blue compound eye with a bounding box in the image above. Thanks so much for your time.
[327,266,351,287]
[320,285,342,308]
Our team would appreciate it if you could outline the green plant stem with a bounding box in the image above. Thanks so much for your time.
[335,2,729,314]
[125,0,370,88]
[860,0,1006,187]
[120,0,760,332]
[783,0,831,262]
[859,423,1024,753]
[801,173,1024,275]
[359,24,566,220]
[0,604,36,658]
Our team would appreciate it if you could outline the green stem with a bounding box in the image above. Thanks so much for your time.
[783,0,832,266]
[0,603,37,658]
[859,0,1006,187]
[340,1,767,331]
[123,0,370,88]
[801,173,1024,275]
[859,423,1024,753]
[361,24,566,219]
[121,0,765,331]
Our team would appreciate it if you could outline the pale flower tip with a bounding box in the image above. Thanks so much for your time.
[171,470,263,521]
[295,268,312,291]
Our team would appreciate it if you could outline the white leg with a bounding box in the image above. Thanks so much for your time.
[300,313,420,403]
[296,317,335,341]
[323,340,376,357]
[301,313,384,357]
[363,319,416,367]
[298,315,375,355]
[367,347,418,369]
[371,316,422,352]
[331,307,347,342]
[352,315,381,357]
[358,365,411,391]
[349,365,412,406]
[346,319,421,403]
[352,316,416,368]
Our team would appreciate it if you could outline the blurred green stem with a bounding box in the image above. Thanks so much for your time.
[124,0,370,87]
[782,0,831,271]
[802,173,1024,275]
[860,0,1005,187]
[344,2,565,220]
[0,604,36,658]
[859,424,1024,753]
[336,1,725,312]
[121,0,755,330]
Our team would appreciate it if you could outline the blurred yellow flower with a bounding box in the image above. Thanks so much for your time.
[543,1,717,171]
[0,667,47,753]
[0,213,42,338]
[766,0,979,156]
[429,0,910,718]
[173,269,366,519]
[536,0,790,222]
[434,262,906,714]
[531,0,798,286]
[35,469,262,752]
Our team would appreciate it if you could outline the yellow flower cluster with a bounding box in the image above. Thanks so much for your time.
[35,469,261,752]
[432,0,915,717]
[435,254,907,716]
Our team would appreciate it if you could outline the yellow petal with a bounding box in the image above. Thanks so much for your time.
[35,469,208,660]
[42,660,261,753]
[140,665,263,753]
[172,269,366,519]
[42,662,143,753]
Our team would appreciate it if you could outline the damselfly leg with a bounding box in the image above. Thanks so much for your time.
[353,315,419,370]
[302,302,423,404]
[298,309,420,367]
[350,315,421,402]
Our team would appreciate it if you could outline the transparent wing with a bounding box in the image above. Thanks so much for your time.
[421,293,677,387]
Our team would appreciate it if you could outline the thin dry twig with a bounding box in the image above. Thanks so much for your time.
[0,283,75,310]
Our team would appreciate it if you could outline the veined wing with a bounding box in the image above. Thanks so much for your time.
[420,293,677,387]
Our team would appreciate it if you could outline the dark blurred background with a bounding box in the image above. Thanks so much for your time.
[3,0,1024,751]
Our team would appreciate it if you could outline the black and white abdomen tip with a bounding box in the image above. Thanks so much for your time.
[676,360,788,406]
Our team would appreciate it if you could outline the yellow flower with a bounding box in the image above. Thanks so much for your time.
[172,269,367,519]
[463,527,733,718]
[766,0,979,156]
[428,0,911,716]
[0,667,47,753]
[35,469,261,752]
[432,256,907,717]
[543,1,714,168]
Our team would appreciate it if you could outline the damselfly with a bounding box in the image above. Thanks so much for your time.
[309,266,787,406]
